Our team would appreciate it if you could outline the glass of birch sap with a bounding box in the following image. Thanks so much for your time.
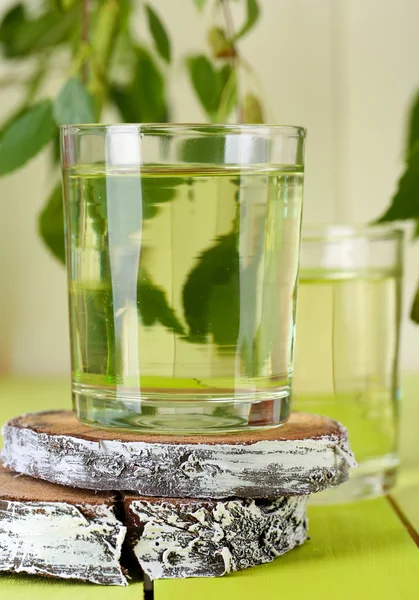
[294,225,403,500]
[61,124,306,433]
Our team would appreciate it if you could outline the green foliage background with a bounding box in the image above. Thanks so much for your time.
[0,0,267,356]
[0,0,263,263]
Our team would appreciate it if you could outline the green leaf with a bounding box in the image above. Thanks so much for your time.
[217,63,237,121]
[110,29,137,73]
[181,133,225,164]
[2,8,78,58]
[141,176,181,218]
[138,271,185,335]
[186,56,237,121]
[25,59,47,104]
[208,280,240,346]
[208,26,235,58]
[38,184,65,264]
[54,0,78,10]
[234,0,260,41]
[51,130,61,166]
[90,0,121,115]
[0,3,26,46]
[182,233,240,344]
[111,47,168,122]
[375,90,419,229]
[145,4,171,63]
[54,77,95,125]
[193,0,206,10]
[410,282,419,325]
[91,0,120,70]
[242,93,264,123]
[406,91,419,159]
[0,106,26,139]
[377,142,419,223]
[186,55,219,119]
[0,100,55,176]
[110,85,136,122]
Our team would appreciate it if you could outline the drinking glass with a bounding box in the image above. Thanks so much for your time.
[294,225,403,501]
[61,124,306,433]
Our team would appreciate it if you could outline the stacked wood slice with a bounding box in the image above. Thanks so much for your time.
[0,410,356,585]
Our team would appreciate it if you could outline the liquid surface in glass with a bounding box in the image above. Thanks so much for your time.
[65,165,303,431]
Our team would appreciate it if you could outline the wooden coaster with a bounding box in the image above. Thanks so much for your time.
[123,493,308,579]
[0,465,127,586]
[1,411,356,499]
[0,461,308,582]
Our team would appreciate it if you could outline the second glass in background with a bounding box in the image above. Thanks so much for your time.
[293,225,403,502]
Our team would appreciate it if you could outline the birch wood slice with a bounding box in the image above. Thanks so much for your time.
[122,493,308,579]
[0,464,127,586]
[1,411,356,499]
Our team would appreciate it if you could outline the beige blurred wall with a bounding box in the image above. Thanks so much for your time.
[0,0,418,374]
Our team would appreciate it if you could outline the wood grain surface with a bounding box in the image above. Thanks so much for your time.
[1,409,355,498]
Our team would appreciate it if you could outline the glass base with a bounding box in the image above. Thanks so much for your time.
[73,388,291,434]
[309,454,399,504]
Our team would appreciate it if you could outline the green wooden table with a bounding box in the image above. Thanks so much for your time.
[0,376,418,600]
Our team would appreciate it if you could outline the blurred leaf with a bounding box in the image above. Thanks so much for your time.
[119,0,134,27]
[410,282,419,324]
[112,47,168,122]
[0,106,26,139]
[138,270,185,334]
[413,220,419,239]
[1,7,78,58]
[142,176,182,218]
[90,0,120,114]
[208,26,235,58]
[0,100,55,176]
[38,184,65,264]
[234,0,260,41]
[242,93,264,123]
[84,177,108,237]
[193,0,206,10]
[186,57,237,122]
[0,3,26,47]
[377,142,419,223]
[182,233,239,344]
[54,0,78,10]
[110,85,135,122]
[181,132,225,164]
[145,4,171,63]
[54,77,95,125]
[208,280,240,346]
[50,130,61,166]
[91,0,120,71]
[406,91,419,159]
[25,59,47,104]
[110,29,137,73]
[186,55,220,120]
[90,172,180,246]
[217,63,237,121]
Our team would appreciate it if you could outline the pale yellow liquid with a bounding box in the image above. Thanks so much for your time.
[294,269,400,493]
[65,166,303,431]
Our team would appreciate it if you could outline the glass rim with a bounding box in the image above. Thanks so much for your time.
[60,123,307,137]
[302,224,404,243]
